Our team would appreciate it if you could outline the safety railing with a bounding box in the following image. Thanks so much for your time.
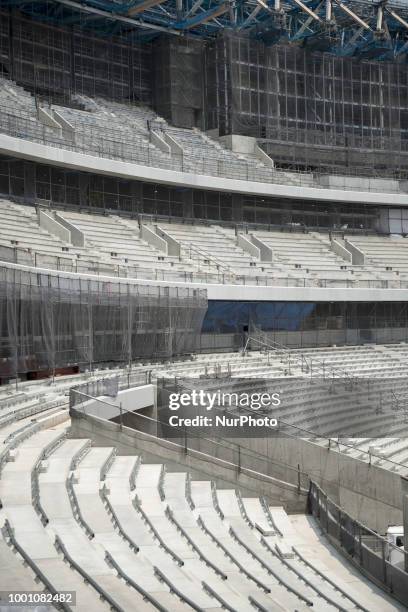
[70,378,408,486]
[1,102,408,192]
[309,481,408,607]
[2,243,408,289]
[70,387,311,494]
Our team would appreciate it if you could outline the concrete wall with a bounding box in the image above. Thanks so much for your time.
[237,233,260,259]
[163,133,184,156]
[344,239,366,265]
[38,108,61,131]
[77,384,154,420]
[219,134,257,154]
[3,134,408,206]
[38,209,71,243]
[52,110,75,135]
[317,174,401,194]
[150,130,171,155]
[330,239,352,263]
[54,212,85,247]
[250,234,273,262]
[69,409,308,511]
[234,435,403,533]
[155,225,181,257]
[140,224,168,254]
[69,407,403,530]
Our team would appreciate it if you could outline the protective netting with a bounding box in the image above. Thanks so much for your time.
[0,264,207,377]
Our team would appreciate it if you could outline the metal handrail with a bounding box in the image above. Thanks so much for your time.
[2,245,408,289]
[186,243,234,275]
[309,481,407,556]
[2,101,408,190]
[70,388,310,488]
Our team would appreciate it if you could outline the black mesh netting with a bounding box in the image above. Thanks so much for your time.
[0,264,207,376]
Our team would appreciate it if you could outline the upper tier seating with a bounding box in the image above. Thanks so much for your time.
[1,77,407,194]
[0,397,400,611]
[0,77,326,189]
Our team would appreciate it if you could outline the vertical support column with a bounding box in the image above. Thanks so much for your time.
[24,162,36,204]
[181,189,193,219]
[401,475,408,572]
[79,173,90,208]
[130,180,143,214]
[231,193,243,223]
[8,9,15,80]
[70,25,76,97]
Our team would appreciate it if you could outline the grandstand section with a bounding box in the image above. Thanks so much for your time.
[2,1,408,609]
[0,369,405,610]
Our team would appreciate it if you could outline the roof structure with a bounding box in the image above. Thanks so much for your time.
[5,0,408,59]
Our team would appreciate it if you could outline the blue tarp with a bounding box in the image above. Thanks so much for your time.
[202,301,316,333]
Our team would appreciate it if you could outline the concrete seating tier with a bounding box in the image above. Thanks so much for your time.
[3,343,408,475]
[2,200,408,286]
[0,403,399,611]
[2,77,319,187]
[347,235,408,275]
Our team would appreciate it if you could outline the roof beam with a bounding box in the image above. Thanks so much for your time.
[128,0,167,16]
[239,3,262,29]
[293,0,325,37]
[386,7,408,31]
[49,0,182,33]
[333,0,371,31]
[175,2,229,28]
[291,0,322,23]
[186,0,206,17]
